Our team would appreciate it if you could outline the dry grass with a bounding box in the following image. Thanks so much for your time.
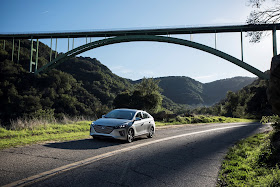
[59,115,92,124]
[9,118,52,130]
[8,115,94,130]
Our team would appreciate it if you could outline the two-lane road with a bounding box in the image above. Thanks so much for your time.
[0,122,271,187]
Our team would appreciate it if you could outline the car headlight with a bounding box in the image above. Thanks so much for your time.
[115,124,128,129]
[91,122,95,126]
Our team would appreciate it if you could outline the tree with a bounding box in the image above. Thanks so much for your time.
[134,77,162,96]
[247,0,280,42]
[113,78,163,113]
[247,1,280,118]
[224,91,240,117]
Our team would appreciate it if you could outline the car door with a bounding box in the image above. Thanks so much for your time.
[142,112,152,133]
[133,112,145,135]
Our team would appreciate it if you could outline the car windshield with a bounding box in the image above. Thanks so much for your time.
[105,110,136,120]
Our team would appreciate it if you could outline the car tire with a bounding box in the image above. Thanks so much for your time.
[127,128,134,143]
[147,126,154,138]
[92,135,100,139]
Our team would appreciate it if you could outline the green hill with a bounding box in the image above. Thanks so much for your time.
[0,39,132,125]
[195,76,272,119]
[203,76,257,105]
[0,39,257,126]
[156,76,204,105]
[135,76,255,106]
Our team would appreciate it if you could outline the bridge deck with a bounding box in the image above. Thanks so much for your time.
[1,23,280,39]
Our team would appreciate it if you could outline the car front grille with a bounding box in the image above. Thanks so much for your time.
[93,125,114,134]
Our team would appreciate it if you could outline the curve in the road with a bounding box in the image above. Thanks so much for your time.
[4,123,253,187]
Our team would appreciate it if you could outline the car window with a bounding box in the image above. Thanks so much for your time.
[105,110,136,120]
[136,112,142,119]
[143,112,150,119]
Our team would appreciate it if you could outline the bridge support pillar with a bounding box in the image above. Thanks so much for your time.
[55,38,58,58]
[215,32,217,49]
[68,37,70,51]
[72,38,74,49]
[50,37,53,62]
[30,39,39,73]
[273,26,277,56]
[12,38,14,62]
[241,31,244,61]
[17,40,20,63]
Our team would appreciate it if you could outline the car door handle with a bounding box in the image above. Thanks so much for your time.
[141,123,144,126]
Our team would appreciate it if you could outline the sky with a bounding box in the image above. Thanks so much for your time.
[0,0,278,83]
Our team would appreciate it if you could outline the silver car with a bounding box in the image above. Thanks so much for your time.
[90,109,155,142]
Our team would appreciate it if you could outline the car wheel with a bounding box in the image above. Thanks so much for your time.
[147,126,154,138]
[127,128,134,143]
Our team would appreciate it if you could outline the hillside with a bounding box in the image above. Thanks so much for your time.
[136,76,255,106]
[0,39,256,126]
[0,39,132,125]
[194,76,272,119]
[203,76,256,105]
[156,76,204,105]
[56,56,132,105]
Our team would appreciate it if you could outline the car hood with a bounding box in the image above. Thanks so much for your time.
[94,118,132,126]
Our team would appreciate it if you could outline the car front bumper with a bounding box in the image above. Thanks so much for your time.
[90,125,128,140]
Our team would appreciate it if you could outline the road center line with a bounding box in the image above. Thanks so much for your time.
[4,123,254,187]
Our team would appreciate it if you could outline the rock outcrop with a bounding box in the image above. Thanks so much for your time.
[267,55,280,116]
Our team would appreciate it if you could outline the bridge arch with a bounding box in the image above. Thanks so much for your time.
[35,35,269,80]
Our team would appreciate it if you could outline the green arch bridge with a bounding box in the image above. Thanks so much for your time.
[35,35,269,79]
[1,23,280,80]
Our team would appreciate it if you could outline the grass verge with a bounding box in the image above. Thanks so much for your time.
[0,116,256,150]
[0,121,91,150]
[155,115,256,126]
[217,130,280,186]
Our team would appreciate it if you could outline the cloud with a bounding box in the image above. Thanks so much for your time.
[110,66,157,80]
[194,74,216,80]
[111,66,132,74]
[193,74,219,83]
[41,11,49,14]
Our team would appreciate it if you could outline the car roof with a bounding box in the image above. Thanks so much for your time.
[114,108,145,113]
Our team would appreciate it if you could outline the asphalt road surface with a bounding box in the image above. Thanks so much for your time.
[0,122,271,187]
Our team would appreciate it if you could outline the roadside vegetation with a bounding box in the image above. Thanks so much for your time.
[0,115,255,150]
[217,116,280,186]
[0,118,92,150]
[155,115,255,126]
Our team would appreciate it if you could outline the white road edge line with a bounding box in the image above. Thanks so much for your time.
[4,123,255,187]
